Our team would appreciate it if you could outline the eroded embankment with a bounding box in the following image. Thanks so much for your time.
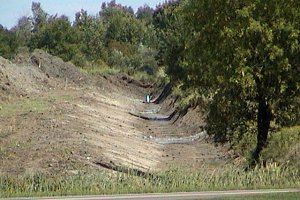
[128,85,230,170]
[0,51,230,177]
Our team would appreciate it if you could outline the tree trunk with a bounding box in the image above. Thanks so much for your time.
[251,97,272,166]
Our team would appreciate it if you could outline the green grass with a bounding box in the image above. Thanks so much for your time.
[80,65,120,76]
[0,94,74,117]
[0,97,49,117]
[1,164,299,198]
[213,192,300,200]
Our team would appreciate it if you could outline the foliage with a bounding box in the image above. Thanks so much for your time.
[0,0,159,79]
[136,5,154,25]
[130,44,158,75]
[74,9,107,63]
[29,16,81,62]
[153,0,185,82]
[177,0,300,164]
[0,26,19,59]
[172,84,203,111]
[101,3,145,45]
[107,43,158,77]
[11,16,32,47]
[31,2,48,32]
[261,126,300,167]
[80,61,120,76]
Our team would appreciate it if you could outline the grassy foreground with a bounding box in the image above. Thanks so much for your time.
[0,94,73,117]
[1,164,299,198]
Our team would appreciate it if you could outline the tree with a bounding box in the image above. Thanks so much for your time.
[12,16,32,47]
[180,0,300,165]
[29,16,80,62]
[137,4,154,25]
[31,2,48,32]
[74,9,106,62]
[101,7,145,45]
[0,26,18,59]
[153,0,185,82]
[100,0,134,17]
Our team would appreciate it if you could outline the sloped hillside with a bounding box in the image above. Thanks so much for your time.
[0,51,230,176]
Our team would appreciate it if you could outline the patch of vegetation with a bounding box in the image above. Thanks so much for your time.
[155,0,300,166]
[80,62,120,76]
[0,97,49,117]
[228,125,300,169]
[0,26,18,59]
[173,86,200,109]
[0,94,73,117]
[5,1,158,83]
[261,126,300,167]
[0,164,299,198]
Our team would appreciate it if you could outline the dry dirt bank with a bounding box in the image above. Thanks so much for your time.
[0,50,231,176]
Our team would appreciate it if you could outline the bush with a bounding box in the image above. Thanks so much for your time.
[261,126,300,167]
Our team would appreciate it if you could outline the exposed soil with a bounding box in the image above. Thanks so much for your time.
[0,50,231,176]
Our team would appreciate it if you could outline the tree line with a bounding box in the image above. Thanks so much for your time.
[0,0,299,166]
[0,1,159,77]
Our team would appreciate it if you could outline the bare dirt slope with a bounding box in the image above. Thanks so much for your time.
[0,50,230,176]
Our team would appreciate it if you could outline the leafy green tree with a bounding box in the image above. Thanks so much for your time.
[0,26,18,59]
[12,16,32,47]
[100,2,147,46]
[30,15,81,62]
[100,1,134,17]
[74,9,106,62]
[31,2,48,32]
[137,5,154,25]
[99,1,158,76]
[180,0,300,165]
[153,0,185,82]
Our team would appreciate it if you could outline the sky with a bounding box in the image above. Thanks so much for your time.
[0,0,164,29]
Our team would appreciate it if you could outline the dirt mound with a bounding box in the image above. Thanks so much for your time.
[0,49,92,101]
[0,55,51,98]
[29,49,87,84]
[0,58,16,100]
[99,74,151,98]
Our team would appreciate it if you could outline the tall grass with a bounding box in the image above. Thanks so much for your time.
[261,126,300,167]
[1,163,299,198]
[80,65,120,76]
